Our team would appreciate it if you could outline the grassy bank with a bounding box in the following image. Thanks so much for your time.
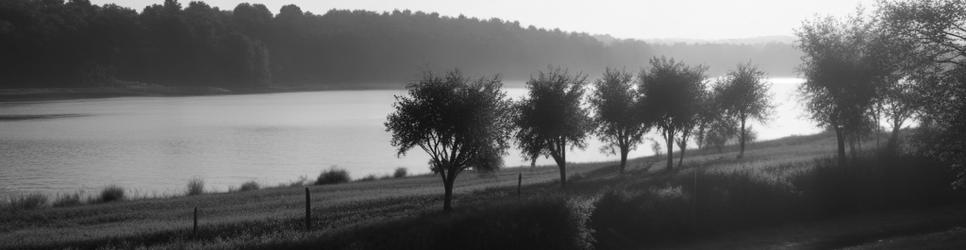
[3,132,964,249]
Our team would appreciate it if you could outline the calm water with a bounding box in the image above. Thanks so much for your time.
[0,78,817,197]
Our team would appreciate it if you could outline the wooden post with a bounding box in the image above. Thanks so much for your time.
[305,187,311,231]
[517,172,522,198]
[193,207,198,236]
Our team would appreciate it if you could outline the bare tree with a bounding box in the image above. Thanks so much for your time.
[638,57,707,170]
[589,68,650,174]
[515,67,592,188]
[385,70,513,211]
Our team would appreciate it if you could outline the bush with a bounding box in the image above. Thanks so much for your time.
[590,190,693,249]
[52,193,82,207]
[358,174,378,182]
[285,197,582,250]
[186,177,205,196]
[98,185,125,203]
[7,193,48,210]
[315,167,351,185]
[790,154,960,217]
[393,167,408,178]
[239,181,260,192]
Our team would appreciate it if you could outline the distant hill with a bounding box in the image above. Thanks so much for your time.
[0,0,801,89]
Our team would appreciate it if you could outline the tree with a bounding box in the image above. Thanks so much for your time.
[385,70,513,211]
[638,57,707,170]
[589,68,649,174]
[715,62,773,158]
[797,13,882,166]
[880,0,966,187]
[515,67,592,188]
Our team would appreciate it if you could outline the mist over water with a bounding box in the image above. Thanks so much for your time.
[0,78,816,197]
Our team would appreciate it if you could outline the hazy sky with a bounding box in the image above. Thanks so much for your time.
[92,0,875,40]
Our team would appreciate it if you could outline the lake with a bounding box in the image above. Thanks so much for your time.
[0,78,818,198]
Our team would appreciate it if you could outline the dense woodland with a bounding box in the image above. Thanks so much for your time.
[0,0,800,89]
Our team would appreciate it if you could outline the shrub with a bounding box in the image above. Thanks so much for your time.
[288,197,582,250]
[98,185,125,203]
[7,193,48,210]
[239,181,260,192]
[52,193,82,207]
[186,177,205,196]
[315,167,350,185]
[358,174,378,182]
[590,190,693,249]
[790,154,960,217]
[393,167,408,178]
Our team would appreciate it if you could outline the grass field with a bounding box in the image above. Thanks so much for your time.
[2,131,965,249]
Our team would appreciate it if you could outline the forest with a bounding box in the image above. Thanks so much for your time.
[0,0,800,89]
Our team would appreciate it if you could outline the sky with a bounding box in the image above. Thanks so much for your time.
[92,0,876,40]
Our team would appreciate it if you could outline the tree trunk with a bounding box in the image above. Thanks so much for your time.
[619,146,629,174]
[677,140,686,168]
[835,125,846,167]
[888,120,902,152]
[665,129,675,171]
[738,118,746,159]
[442,171,456,211]
[558,160,567,188]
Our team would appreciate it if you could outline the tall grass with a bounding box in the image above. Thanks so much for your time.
[52,192,83,207]
[186,177,205,196]
[277,197,583,250]
[315,167,350,185]
[5,193,48,210]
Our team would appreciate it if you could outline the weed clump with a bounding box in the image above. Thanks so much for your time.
[98,185,125,203]
[239,180,260,192]
[393,167,408,178]
[186,177,205,196]
[315,167,350,185]
[52,192,83,207]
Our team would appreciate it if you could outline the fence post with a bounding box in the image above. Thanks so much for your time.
[305,187,311,231]
[517,172,522,198]
[193,207,198,236]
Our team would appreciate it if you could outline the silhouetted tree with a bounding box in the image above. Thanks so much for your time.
[715,62,773,158]
[880,0,966,187]
[589,68,649,174]
[638,57,707,170]
[515,67,591,188]
[797,14,882,166]
[385,70,513,211]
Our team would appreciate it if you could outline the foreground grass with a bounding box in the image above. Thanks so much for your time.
[5,132,955,249]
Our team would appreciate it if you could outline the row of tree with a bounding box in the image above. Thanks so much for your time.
[0,0,801,88]
[795,0,966,187]
[385,59,773,211]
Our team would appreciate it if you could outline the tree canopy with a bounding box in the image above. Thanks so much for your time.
[589,68,649,173]
[514,67,592,188]
[385,70,513,211]
[638,57,707,170]
[715,62,773,158]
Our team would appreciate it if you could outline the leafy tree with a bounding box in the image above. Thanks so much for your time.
[880,0,966,187]
[638,57,707,170]
[385,70,513,211]
[515,67,592,188]
[589,68,649,174]
[797,14,882,166]
[715,62,773,158]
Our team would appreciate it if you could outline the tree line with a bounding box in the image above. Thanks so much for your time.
[386,59,773,211]
[0,0,800,89]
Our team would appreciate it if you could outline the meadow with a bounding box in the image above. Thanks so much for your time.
[2,132,965,249]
